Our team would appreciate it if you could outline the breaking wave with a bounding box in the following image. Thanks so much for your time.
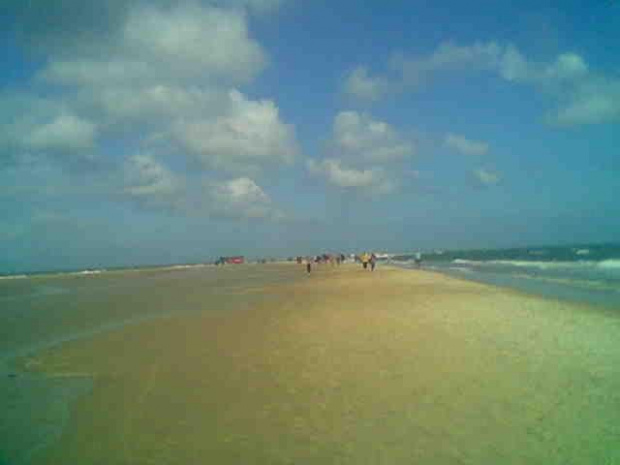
[451,259,620,271]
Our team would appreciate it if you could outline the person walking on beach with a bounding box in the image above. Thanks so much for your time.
[361,252,370,270]
[370,253,377,271]
[304,257,312,274]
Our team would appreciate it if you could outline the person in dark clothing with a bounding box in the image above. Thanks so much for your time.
[370,253,377,271]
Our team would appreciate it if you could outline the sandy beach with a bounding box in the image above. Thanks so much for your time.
[18,264,620,464]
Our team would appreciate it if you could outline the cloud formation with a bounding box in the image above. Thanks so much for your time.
[123,154,185,208]
[550,77,620,126]
[343,66,390,103]
[473,168,501,186]
[306,111,411,194]
[210,177,282,219]
[1,1,298,221]
[386,41,620,126]
[175,90,298,172]
[444,133,489,156]
[332,111,414,162]
[25,113,97,154]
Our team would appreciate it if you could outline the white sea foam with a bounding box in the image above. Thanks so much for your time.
[76,270,104,276]
[452,259,599,270]
[452,259,478,265]
[161,264,206,271]
[0,275,29,280]
[598,259,620,270]
[448,266,473,273]
[512,273,620,291]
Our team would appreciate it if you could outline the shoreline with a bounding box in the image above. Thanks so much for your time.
[392,261,620,313]
[8,264,620,464]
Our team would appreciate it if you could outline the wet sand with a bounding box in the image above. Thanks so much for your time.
[20,264,620,464]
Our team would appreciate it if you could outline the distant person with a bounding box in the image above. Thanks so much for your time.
[414,251,422,268]
[370,253,377,271]
[305,257,312,274]
[361,252,370,270]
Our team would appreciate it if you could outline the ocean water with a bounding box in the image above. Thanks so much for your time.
[393,243,620,310]
[0,264,298,464]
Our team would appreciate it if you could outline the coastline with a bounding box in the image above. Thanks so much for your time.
[11,264,620,464]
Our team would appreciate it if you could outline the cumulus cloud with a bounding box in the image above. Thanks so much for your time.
[210,177,282,219]
[307,158,394,193]
[0,95,97,163]
[332,111,414,162]
[549,77,620,126]
[306,111,412,195]
[123,154,184,207]
[444,133,489,156]
[473,168,501,186]
[6,0,285,55]
[25,113,97,153]
[543,53,589,81]
[83,85,227,125]
[175,90,298,172]
[393,41,592,86]
[121,157,287,219]
[1,0,299,203]
[389,40,620,126]
[343,66,390,102]
[392,41,502,82]
[122,5,266,84]
[497,45,530,82]
[38,5,267,89]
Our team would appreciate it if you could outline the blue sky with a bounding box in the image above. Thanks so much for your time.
[1,0,619,272]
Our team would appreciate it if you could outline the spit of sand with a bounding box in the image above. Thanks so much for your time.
[20,264,620,464]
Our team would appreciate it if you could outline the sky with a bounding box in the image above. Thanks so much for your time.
[1,0,619,272]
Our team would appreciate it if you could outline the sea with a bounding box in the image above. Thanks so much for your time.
[392,243,620,310]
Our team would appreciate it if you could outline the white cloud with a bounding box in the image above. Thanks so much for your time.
[122,158,286,219]
[210,177,282,219]
[7,0,286,55]
[393,41,502,82]
[307,111,412,195]
[473,168,501,186]
[444,133,489,156]
[123,154,184,206]
[549,78,620,126]
[86,85,227,124]
[332,111,413,162]
[25,113,97,153]
[543,53,588,81]
[307,158,394,193]
[40,5,266,87]
[175,90,298,171]
[498,45,530,82]
[40,59,151,87]
[2,1,301,178]
[123,4,266,84]
[390,41,620,126]
[0,98,97,162]
[423,41,502,71]
[343,66,390,102]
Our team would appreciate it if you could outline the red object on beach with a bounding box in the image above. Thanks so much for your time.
[226,256,244,264]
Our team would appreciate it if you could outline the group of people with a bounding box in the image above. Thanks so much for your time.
[299,252,381,274]
[297,253,346,274]
[359,252,377,271]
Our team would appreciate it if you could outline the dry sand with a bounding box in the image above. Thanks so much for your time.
[21,264,620,464]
